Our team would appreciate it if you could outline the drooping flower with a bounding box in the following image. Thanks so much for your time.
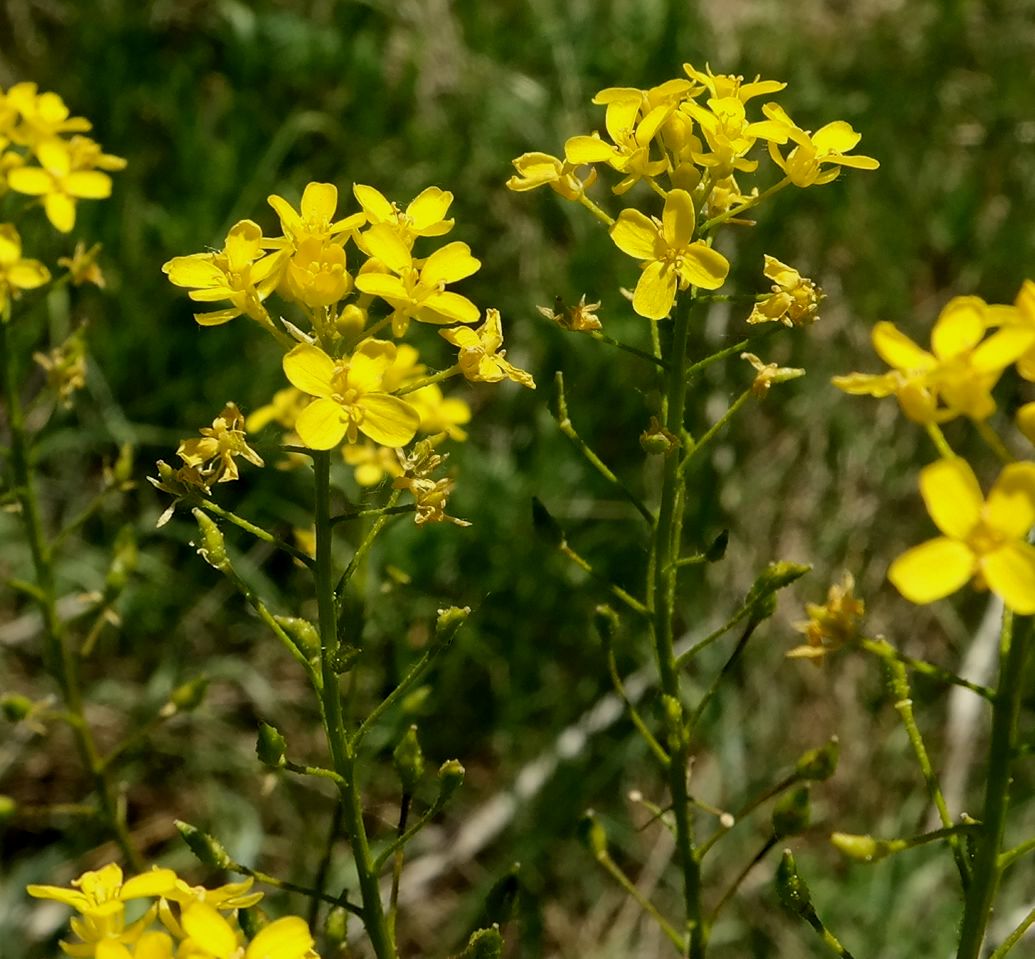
[748,255,823,327]
[888,458,1035,614]
[505,152,596,200]
[439,308,535,387]
[282,340,420,450]
[393,441,469,526]
[177,403,264,484]
[609,188,729,319]
[741,352,805,397]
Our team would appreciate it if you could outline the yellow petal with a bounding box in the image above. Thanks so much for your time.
[295,397,349,450]
[888,537,975,604]
[831,371,899,397]
[362,223,411,273]
[45,193,76,232]
[8,260,51,289]
[420,241,480,286]
[981,542,1035,615]
[282,344,336,398]
[163,254,223,289]
[354,273,407,306]
[183,904,239,959]
[134,932,174,959]
[678,243,729,291]
[633,260,677,320]
[662,189,695,249]
[26,884,89,909]
[919,457,983,539]
[267,194,302,235]
[64,171,112,199]
[834,153,880,170]
[610,209,658,261]
[872,322,935,372]
[353,183,393,221]
[971,325,1035,374]
[357,394,420,447]
[96,943,132,959]
[224,220,263,271]
[37,139,72,175]
[6,166,53,196]
[931,296,985,359]
[564,134,615,164]
[407,186,452,229]
[120,869,178,900]
[194,308,240,326]
[420,290,480,325]
[300,182,337,223]
[811,121,862,154]
[245,916,314,959]
[984,462,1035,538]
[1018,402,1035,445]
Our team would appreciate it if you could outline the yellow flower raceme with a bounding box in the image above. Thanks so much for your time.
[439,308,535,388]
[282,340,420,450]
[266,181,364,249]
[761,103,879,187]
[4,83,91,146]
[0,222,50,313]
[748,254,823,327]
[163,220,286,326]
[354,224,481,336]
[609,188,729,319]
[7,137,113,232]
[833,297,1035,422]
[505,152,596,200]
[889,458,1035,614]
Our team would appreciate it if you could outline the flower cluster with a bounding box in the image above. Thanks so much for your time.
[507,63,876,322]
[0,82,126,233]
[163,181,534,518]
[27,863,318,959]
[835,281,1035,613]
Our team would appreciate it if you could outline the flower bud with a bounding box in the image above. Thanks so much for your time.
[795,736,839,782]
[192,509,229,571]
[176,820,233,869]
[775,850,814,921]
[256,722,287,769]
[577,810,608,859]
[830,831,906,862]
[436,759,465,807]
[455,926,503,959]
[639,416,679,456]
[745,561,811,621]
[324,905,348,948]
[393,725,425,795]
[1,693,34,722]
[435,606,470,647]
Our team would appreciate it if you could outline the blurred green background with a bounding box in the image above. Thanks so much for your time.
[2,0,1034,956]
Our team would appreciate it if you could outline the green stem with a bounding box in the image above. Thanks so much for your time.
[679,389,752,473]
[974,420,1015,465]
[313,452,396,959]
[596,851,687,952]
[684,327,778,383]
[395,365,460,396]
[197,497,314,567]
[988,903,1035,959]
[957,613,1031,959]
[861,638,993,701]
[1,318,142,871]
[650,297,704,956]
[884,656,968,886]
[924,423,955,460]
[589,331,668,368]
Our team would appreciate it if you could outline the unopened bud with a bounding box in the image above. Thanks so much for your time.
[274,617,321,658]
[324,905,348,947]
[176,820,233,869]
[336,304,367,336]
[435,606,470,647]
[436,759,465,807]
[256,722,287,768]
[745,561,811,621]
[775,850,814,921]
[1,693,34,722]
[456,926,503,959]
[830,831,906,862]
[639,416,679,456]
[393,725,425,795]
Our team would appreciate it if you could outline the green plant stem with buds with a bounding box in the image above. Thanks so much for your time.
[957,612,1032,959]
[312,451,396,959]
[1,317,142,871]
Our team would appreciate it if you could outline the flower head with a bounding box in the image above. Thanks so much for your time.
[0,222,50,313]
[762,103,879,187]
[505,152,596,200]
[282,340,420,450]
[889,458,1035,614]
[609,188,729,319]
[177,403,264,484]
[353,184,454,248]
[267,181,364,248]
[748,255,823,327]
[439,308,535,387]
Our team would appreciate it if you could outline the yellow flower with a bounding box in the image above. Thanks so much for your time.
[4,83,91,146]
[787,572,864,664]
[354,226,481,336]
[283,237,352,308]
[680,95,785,179]
[832,297,1035,423]
[282,340,420,450]
[177,403,264,484]
[342,440,405,486]
[352,183,454,248]
[761,103,879,187]
[408,383,471,440]
[439,308,535,388]
[266,181,364,248]
[7,138,113,232]
[505,152,596,200]
[609,188,729,319]
[748,255,823,327]
[393,441,469,526]
[0,222,50,313]
[996,278,1035,381]
[741,352,805,397]
[537,294,602,333]
[245,388,309,433]
[180,903,315,959]
[682,64,786,103]
[163,220,286,327]
[58,241,106,287]
[889,458,1035,614]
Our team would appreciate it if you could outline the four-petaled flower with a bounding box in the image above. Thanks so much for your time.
[266,181,364,248]
[762,103,879,187]
[177,403,264,484]
[889,458,1035,614]
[439,308,535,388]
[609,188,729,319]
[282,340,420,450]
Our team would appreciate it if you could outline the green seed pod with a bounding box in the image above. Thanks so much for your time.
[274,616,321,659]
[772,786,811,839]
[192,509,229,571]
[256,722,287,769]
[330,644,361,675]
[795,736,840,782]
[436,759,465,807]
[176,820,233,870]
[324,905,348,948]
[775,850,814,921]
[393,725,425,795]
